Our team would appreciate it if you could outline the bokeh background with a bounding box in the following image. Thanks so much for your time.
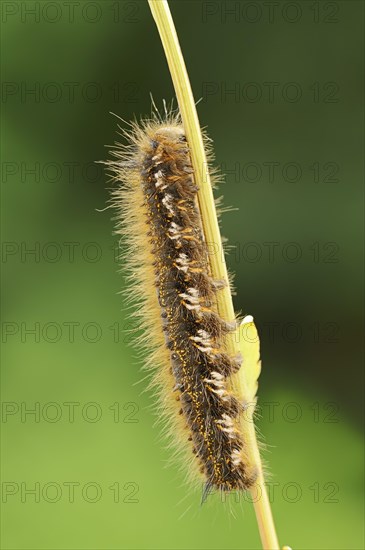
[1,1,364,548]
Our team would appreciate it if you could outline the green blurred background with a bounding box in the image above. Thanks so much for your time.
[1,1,364,548]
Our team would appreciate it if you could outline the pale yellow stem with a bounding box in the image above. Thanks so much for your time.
[147,1,283,548]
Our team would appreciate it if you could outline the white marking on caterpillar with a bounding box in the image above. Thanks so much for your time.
[204,374,225,389]
[179,287,199,305]
[196,344,214,353]
[211,388,230,402]
[174,253,189,272]
[190,330,211,345]
[162,194,175,215]
[216,414,237,436]
[168,221,183,239]
[154,169,167,190]
[231,449,242,466]
[152,154,163,164]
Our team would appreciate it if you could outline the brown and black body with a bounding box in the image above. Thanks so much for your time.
[107,116,257,492]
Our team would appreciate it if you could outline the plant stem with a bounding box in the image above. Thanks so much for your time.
[147,1,281,548]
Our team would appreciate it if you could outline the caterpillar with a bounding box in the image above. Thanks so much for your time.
[106,110,259,494]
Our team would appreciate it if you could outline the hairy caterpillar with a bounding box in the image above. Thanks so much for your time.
[106,110,259,493]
